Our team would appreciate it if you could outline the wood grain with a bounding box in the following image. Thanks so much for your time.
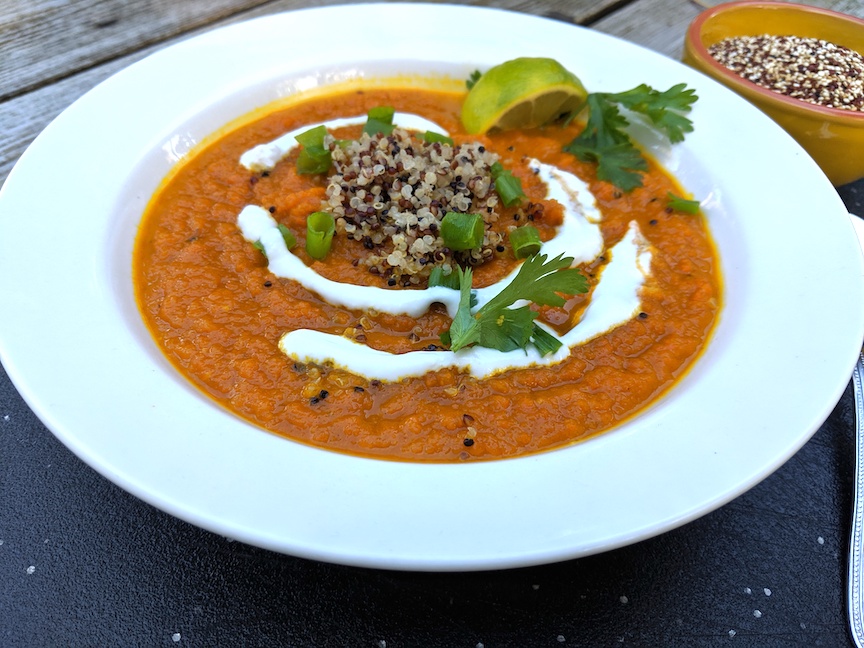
[0,0,621,184]
[592,0,864,59]
[0,0,618,102]
[0,0,274,101]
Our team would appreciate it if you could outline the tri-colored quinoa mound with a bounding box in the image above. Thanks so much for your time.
[323,128,505,285]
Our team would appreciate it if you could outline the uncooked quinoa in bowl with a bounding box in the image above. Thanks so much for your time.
[683,1,864,185]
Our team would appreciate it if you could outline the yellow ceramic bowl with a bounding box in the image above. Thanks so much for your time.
[683,1,864,186]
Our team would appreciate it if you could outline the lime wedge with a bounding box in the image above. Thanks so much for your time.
[461,58,588,134]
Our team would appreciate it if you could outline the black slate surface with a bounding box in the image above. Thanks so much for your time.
[1,180,862,647]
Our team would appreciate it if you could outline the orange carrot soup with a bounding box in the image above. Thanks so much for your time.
[133,80,720,462]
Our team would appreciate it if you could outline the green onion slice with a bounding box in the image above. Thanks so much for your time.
[666,191,701,214]
[363,106,396,136]
[491,162,526,207]
[306,211,335,260]
[508,225,542,259]
[277,223,297,249]
[295,125,331,174]
[423,131,454,146]
[440,212,484,251]
[531,324,563,356]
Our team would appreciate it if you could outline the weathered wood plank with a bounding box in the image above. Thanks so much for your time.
[591,0,864,59]
[0,0,621,102]
[0,0,274,101]
[0,0,623,184]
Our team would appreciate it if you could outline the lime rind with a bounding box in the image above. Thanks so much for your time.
[461,58,588,134]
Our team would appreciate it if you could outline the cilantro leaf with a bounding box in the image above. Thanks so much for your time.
[446,253,588,355]
[477,305,537,353]
[466,70,482,90]
[606,83,697,143]
[563,84,697,191]
[565,139,647,192]
[447,265,481,351]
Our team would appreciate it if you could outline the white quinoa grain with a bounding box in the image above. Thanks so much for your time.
[753,610,762,618]
[26,565,35,575]
[172,633,181,642]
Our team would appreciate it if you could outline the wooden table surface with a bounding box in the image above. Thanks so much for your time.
[3,1,864,646]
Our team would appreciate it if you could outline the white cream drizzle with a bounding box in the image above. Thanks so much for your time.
[235,142,654,381]
[278,222,652,380]
[239,113,448,172]
[236,159,604,317]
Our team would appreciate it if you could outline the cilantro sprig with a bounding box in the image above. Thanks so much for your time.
[564,83,697,192]
[466,70,482,90]
[442,253,588,356]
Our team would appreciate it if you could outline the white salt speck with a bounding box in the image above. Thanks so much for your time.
[753,610,762,618]
[818,536,825,545]
[763,588,772,596]
[620,595,629,604]
[378,641,387,648]
[172,633,181,643]
[800,622,807,630]
[743,587,752,595]
[728,629,737,638]
[3,415,9,421]
[26,565,35,575]
[476,643,484,648]
[0,540,4,546]
[557,635,566,643]
[532,584,540,590]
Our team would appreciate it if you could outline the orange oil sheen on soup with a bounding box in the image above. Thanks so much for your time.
[133,84,721,462]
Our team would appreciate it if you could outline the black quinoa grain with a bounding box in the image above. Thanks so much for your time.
[463,438,475,447]
[263,280,272,287]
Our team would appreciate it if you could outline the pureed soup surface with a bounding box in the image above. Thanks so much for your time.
[134,83,721,462]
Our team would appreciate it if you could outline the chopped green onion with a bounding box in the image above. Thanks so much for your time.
[423,131,454,146]
[531,324,563,356]
[295,125,331,174]
[306,211,335,260]
[277,223,297,249]
[491,162,526,207]
[440,212,484,251]
[508,225,542,259]
[466,70,482,90]
[363,106,395,136]
[253,240,267,257]
[428,266,460,290]
[666,191,701,214]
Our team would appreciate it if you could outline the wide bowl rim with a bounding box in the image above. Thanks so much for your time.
[685,0,864,123]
